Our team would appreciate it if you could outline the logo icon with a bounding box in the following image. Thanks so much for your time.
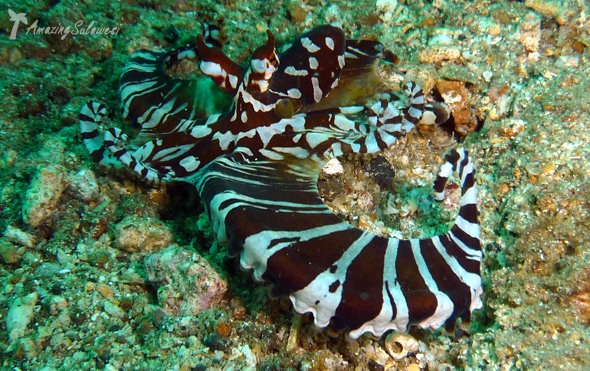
[8,9,28,40]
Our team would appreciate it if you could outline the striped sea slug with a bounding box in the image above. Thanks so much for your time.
[79,25,483,339]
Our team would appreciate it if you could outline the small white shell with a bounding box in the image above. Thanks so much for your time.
[384,332,419,360]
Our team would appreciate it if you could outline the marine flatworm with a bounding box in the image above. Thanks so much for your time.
[79,25,483,339]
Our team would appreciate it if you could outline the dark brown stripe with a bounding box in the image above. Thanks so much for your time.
[222,202,338,241]
[90,149,105,162]
[79,113,95,123]
[112,149,126,158]
[461,171,475,196]
[439,234,480,274]
[459,203,478,224]
[433,176,447,194]
[396,240,437,323]
[217,182,320,208]
[445,150,461,168]
[262,227,363,296]
[332,236,386,332]
[450,224,482,252]
[458,156,469,175]
[419,239,471,321]
[80,130,99,140]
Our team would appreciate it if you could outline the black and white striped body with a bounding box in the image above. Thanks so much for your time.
[195,148,481,338]
[79,25,483,338]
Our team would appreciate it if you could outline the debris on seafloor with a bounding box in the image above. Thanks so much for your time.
[6,292,38,343]
[145,245,228,317]
[114,215,173,254]
[22,165,67,228]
